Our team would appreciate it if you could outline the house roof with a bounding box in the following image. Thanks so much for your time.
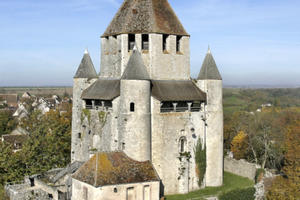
[74,50,98,79]
[81,79,120,100]
[102,0,188,37]
[121,47,150,80]
[151,80,207,101]
[72,151,160,187]
[198,48,222,80]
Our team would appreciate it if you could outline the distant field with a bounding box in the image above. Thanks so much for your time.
[0,87,73,97]
[223,87,300,115]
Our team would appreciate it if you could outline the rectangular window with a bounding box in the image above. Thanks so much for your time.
[176,36,182,52]
[163,34,169,52]
[128,34,135,51]
[143,185,150,200]
[127,187,135,200]
[83,187,88,200]
[142,34,149,50]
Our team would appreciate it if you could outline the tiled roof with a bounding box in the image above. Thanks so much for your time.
[72,151,160,187]
[74,51,98,79]
[151,80,207,101]
[198,49,222,80]
[81,79,120,100]
[121,48,150,80]
[102,0,188,37]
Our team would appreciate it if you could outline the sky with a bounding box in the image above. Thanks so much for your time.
[0,0,299,87]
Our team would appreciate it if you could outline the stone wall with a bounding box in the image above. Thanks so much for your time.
[224,157,257,181]
[72,179,160,200]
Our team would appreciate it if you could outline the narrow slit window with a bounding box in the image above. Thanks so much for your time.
[130,102,135,112]
[142,34,149,50]
[128,34,135,51]
[163,34,169,52]
[180,138,185,152]
[78,133,81,139]
[176,36,182,52]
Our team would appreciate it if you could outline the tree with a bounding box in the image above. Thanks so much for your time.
[267,121,300,200]
[0,111,17,137]
[231,131,249,160]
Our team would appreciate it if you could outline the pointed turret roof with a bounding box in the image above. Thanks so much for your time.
[102,0,188,37]
[74,50,98,78]
[198,48,222,80]
[121,47,150,80]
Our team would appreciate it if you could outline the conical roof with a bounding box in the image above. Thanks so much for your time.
[74,50,98,79]
[121,47,150,80]
[102,0,188,37]
[198,48,222,80]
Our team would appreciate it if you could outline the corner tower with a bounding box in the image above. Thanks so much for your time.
[100,0,190,80]
[119,47,151,162]
[71,50,98,162]
[197,48,223,186]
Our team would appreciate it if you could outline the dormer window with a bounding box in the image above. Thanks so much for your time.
[128,34,135,51]
[163,34,169,53]
[142,34,149,51]
[176,36,182,53]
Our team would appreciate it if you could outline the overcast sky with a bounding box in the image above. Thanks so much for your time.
[0,0,299,86]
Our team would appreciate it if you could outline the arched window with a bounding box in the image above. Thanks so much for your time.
[179,137,187,153]
[130,102,135,112]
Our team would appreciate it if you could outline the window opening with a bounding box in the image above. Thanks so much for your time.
[83,187,88,200]
[128,34,135,51]
[130,102,135,112]
[176,36,182,52]
[142,34,149,50]
[85,99,92,109]
[180,138,185,152]
[78,133,81,139]
[163,34,169,52]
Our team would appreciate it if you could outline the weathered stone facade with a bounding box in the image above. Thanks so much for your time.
[71,0,224,196]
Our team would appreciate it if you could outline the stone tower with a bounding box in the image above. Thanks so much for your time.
[119,46,151,162]
[71,50,98,162]
[197,48,224,186]
[100,0,190,80]
[71,0,224,196]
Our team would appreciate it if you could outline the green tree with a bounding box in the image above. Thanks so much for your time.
[0,111,17,137]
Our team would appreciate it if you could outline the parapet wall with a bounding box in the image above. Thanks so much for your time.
[224,157,257,181]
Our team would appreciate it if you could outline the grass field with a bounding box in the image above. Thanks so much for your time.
[165,172,254,200]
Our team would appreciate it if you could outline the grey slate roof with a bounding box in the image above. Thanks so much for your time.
[102,0,188,37]
[198,49,222,80]
[74,51,98,79]
[81,79,120,100]
[121,48,150,80]
[151,80,206,101]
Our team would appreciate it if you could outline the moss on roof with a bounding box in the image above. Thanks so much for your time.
[72,151,160,187]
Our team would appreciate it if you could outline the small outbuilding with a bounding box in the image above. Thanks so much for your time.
[72,151,160,200]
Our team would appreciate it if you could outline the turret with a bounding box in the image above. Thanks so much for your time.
[197,48,223,186]
[119,46,151,162]
[100,0,190,80]
[71,49,98,162]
